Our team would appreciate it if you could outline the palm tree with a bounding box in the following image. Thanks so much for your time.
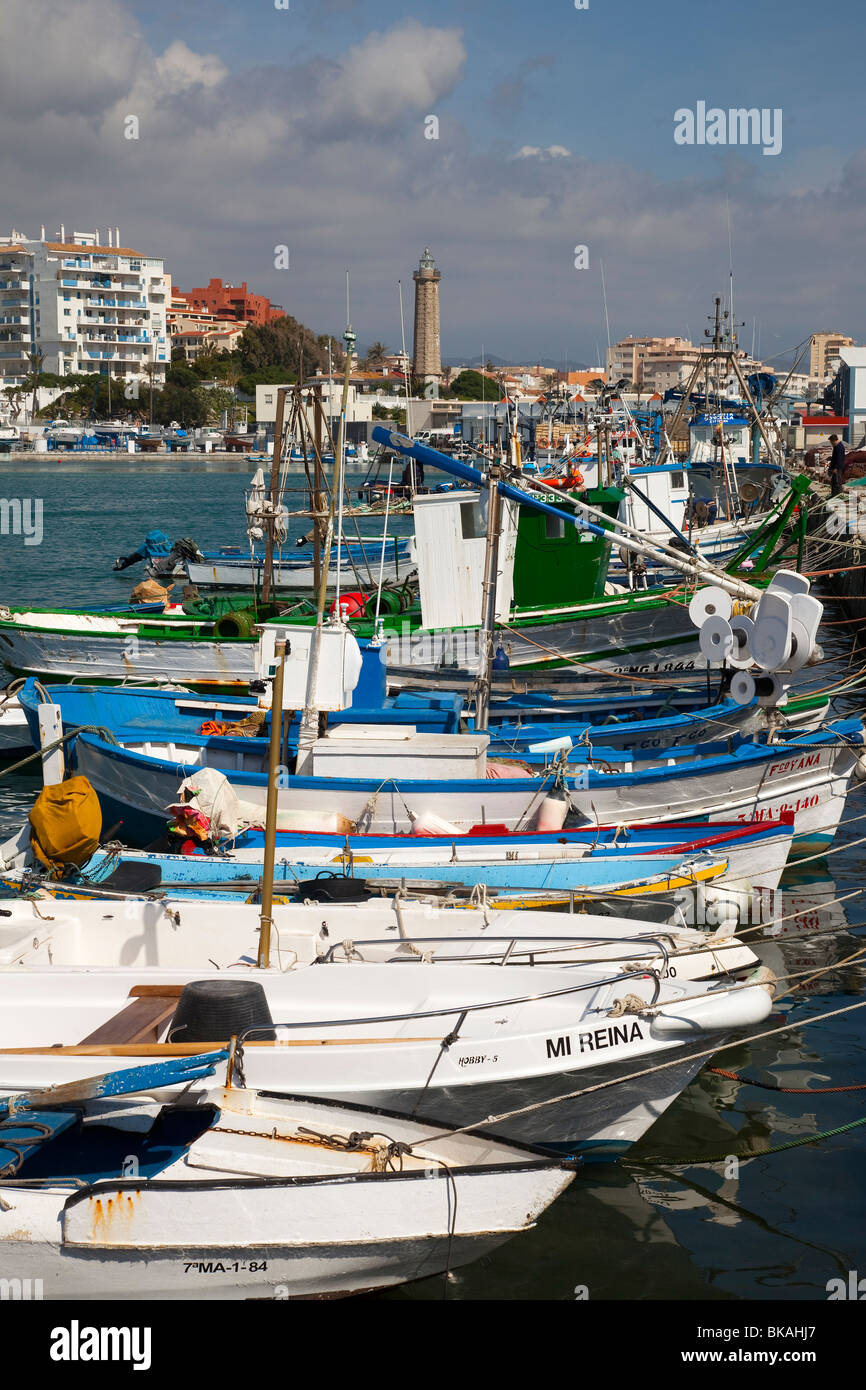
[220,363,242,430]
[143,362,159,426]
[27,349,44,424]
[366,341,388,368]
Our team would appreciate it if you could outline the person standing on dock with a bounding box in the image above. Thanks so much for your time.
[828,434,846,495]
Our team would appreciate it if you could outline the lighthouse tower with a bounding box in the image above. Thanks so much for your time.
[412,248,442,395]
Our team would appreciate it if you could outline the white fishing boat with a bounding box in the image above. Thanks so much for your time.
[186,550,411,595]
[0,608,259,688]
[0,960,776,1156]
[0,889,761,980]
[0,1074,576,1299]
[0,687,30,757]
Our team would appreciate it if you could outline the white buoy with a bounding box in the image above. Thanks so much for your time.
[526,734,574,755]
[688,586,733,626]
[727,615,754,669]
[730,670,756,706]
[699,615,734,663]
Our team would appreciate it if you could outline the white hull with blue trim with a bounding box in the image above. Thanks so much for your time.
[67,719,863,846]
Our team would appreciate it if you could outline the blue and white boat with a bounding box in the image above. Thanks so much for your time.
[46,715,863,848]
[15,678,830,768]
[51,816,793,898]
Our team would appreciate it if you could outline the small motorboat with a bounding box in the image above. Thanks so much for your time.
[0,1052,576,1299]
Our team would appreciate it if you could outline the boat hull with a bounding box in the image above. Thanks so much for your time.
[70,723,861,846]
[0,1167,570,1300]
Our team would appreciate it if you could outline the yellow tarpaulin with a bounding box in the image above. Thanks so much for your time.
[29,776,102,875]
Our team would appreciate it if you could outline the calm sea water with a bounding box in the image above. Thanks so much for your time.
[1,457,864,1303]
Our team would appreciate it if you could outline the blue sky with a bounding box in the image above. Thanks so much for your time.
[3,0,865,366]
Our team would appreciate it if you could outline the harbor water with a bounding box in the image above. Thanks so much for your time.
[1,458,864,1302]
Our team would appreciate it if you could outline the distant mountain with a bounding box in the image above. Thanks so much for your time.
[443,354,509,368]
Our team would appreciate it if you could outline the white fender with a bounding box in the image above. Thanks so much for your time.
[649,969,775,1038]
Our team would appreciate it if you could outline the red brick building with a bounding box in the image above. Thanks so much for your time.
[179,278,285,327]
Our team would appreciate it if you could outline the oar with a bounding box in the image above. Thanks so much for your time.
[0,1047,229,1116]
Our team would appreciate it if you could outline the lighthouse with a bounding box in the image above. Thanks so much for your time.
[412,247,442,395]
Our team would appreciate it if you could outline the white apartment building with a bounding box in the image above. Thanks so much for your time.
[0,226,168,387]
[256,381,374,427]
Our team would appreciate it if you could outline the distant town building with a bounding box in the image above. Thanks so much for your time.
[606,335,699,387]
[382,351,410,376]
[178,278,285,328]
[412,248,442,391]
[171,321,246,362]
[810,331,855,381]
[564,370,606,389]
[826,346,866,443]
[167,292,246,361]
[0,225,168,386]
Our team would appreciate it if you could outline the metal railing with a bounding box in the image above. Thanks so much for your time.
[318,931,680,970]
[232,965,665,1043]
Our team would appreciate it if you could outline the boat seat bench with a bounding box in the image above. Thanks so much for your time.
[78,984,183,1046]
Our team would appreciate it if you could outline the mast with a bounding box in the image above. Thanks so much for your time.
[475,458,503,732]
[257,637,287,968]
[296,317,356,773]
[262,386,288,603]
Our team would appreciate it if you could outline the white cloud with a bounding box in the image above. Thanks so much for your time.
[514,144,572,160]
[0,0,146,117]
[312,20,466,135]
[1,0,865,360]
[154,41,229,93]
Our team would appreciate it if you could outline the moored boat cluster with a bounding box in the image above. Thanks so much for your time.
[0,387,861,1301]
